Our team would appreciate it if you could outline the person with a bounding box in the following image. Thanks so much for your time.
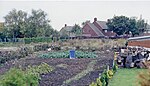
[132,51,137,62]
[117,53,122,66]
[144,51,150,61]
[126,52,133,68]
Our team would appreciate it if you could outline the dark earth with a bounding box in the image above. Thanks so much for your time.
[0,50,113,86]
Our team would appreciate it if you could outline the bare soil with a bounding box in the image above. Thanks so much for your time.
[0,50,113,86]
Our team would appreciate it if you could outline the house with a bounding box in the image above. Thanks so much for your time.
[127,36,150,48]
[82,18,116,38]
[59,24,76,38]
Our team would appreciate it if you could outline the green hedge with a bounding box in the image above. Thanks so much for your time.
[24,37,52,44]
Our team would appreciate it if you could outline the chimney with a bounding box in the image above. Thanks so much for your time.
[94,18,97,22]
[65,24,67,27]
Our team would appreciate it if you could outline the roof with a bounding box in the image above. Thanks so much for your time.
[96,21,108,29]
[128,35,150,41]
[60,26,73,32]
[87,23,104,36]
[146,24,150,29]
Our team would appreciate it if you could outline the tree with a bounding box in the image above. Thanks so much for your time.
[26,9,51,37]
[71,24,82,36]
[107,15,147,36]
[3,9,56,39]
[4,9,27,39]
[128,18,139,36]
[136,18,147,34]
[106,16,130,35]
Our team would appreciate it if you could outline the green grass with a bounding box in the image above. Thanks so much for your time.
[109,68,147,86]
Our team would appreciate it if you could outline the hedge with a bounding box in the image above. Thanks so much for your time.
[23,37,52,44]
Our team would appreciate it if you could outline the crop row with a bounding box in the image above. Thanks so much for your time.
[38,51,98,58]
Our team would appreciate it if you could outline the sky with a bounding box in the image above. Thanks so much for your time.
[1,0,150,31]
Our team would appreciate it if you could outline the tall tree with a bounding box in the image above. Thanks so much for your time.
[4,9,27,38]
[107,15,147,36]
[71,24,82,36]
[26,9,51,37]
[4,9,55,38]
[107,16,130,35]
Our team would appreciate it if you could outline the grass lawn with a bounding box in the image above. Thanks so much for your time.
[109,68,147,86]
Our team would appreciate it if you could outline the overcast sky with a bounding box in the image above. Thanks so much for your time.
[1,1,150,31]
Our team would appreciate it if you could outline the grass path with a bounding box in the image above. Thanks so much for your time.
[109,68,146,86]
[61,60,97,86]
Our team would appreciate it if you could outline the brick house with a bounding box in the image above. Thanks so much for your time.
[82,18,116,38]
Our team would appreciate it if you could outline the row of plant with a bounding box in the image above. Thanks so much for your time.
[0,62,54,86]
[38,51,98,58]
[89,61,118,86]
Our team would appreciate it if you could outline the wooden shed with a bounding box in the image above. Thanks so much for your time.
[127,36,150,48]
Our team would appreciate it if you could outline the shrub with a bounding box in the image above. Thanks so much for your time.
[100,71,108,86]
[96,78,102,86]
[107,70,114,79]
[0,68,38,86]
[89,82,97,86]
[33,44,49,52]
[0,63,54,86]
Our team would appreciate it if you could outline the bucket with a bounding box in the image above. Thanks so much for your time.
[70,50,75,59]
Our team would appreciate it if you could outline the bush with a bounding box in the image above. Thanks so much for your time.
[0,62,54,86]
[0,46,34,65]
[96,78,102,86]
[33,44,49,52]
[107,70,114,79]
[100,71,108,86]
[89,82,97,86]
[0,68,39,86]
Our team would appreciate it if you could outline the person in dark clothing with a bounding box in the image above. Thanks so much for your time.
[132,51,137,62]
[144,51,150,61]
[126,53,133,68]
[137,51,144,60]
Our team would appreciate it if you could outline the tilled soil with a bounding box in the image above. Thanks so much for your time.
[0,51,113,86]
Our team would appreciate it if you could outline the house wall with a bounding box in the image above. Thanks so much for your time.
[128,40,150,48]
[82,24,98,37]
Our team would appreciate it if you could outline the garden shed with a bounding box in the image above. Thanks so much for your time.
[127,36,150,48]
